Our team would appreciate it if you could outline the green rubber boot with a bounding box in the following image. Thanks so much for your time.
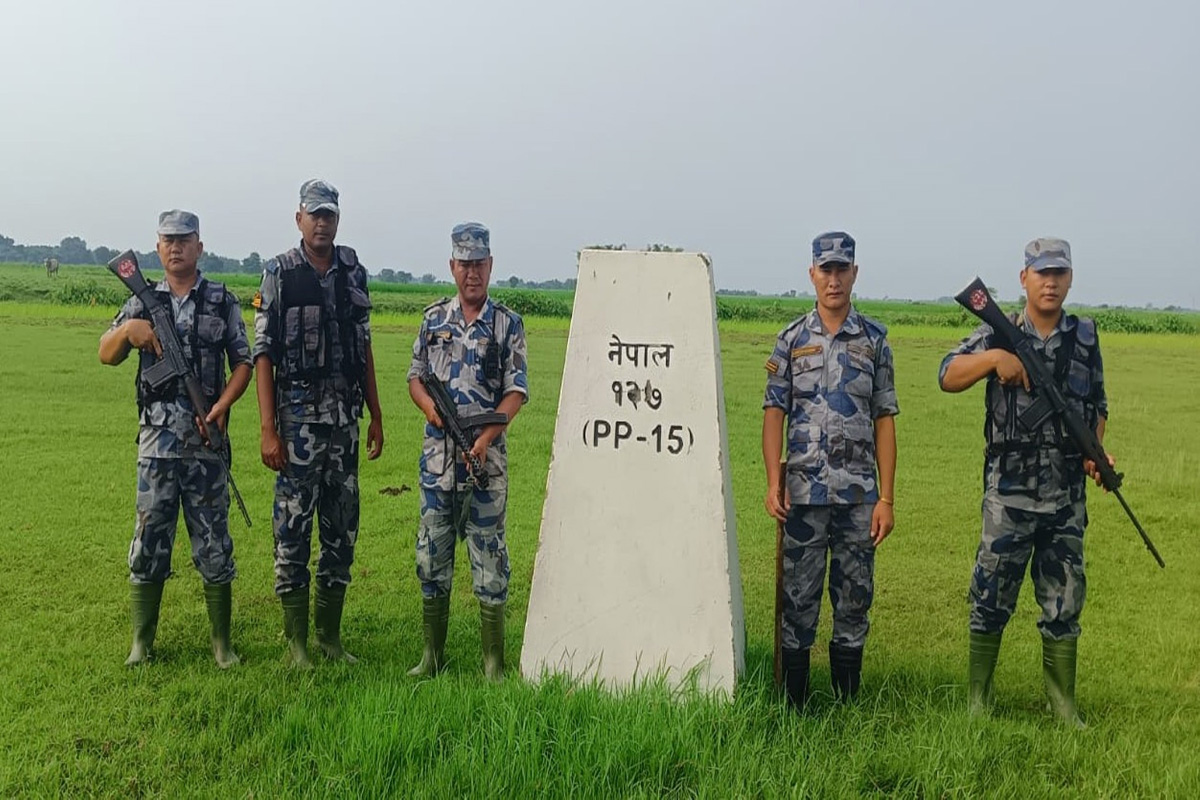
[968,632,1002,716]
[480,601,505,682]
[408,595,451,677]
[125,582,164,666]
[280,587,313,670]
[1043,636,1085,728]
[315,583,357,664]
[203,582,240,669]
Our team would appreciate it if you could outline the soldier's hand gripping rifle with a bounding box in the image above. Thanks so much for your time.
[106,250,252,527]
[955,277,1163,568]
[419,371,508,491]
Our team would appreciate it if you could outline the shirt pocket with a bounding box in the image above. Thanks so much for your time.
[194,314,227,345]
[425,326,455,380]
[786,423,822,474]
[844,417,876,472]
[791,351,824,398]
[843,346,876,398]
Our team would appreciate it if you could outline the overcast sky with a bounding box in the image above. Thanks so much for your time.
[3,0,1197,306]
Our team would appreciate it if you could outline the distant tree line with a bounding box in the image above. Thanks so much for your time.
[0,233,263,274]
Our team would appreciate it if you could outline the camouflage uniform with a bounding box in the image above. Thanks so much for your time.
[253,242,372,594]
[940,309,1106,641]
[764,306,899,651]
[111,274,251,585]
[406,295,529,603]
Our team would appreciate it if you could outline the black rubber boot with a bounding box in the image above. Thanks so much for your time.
[781,648,811,711]
[125,582,164,666]
[968,631,1002,716]
[315,583,357,664]
[1043,636,1085,728]
[480,601,505,682]
[829,642,864,702]
[280,587,313,670]
[203,582,240,669]
[408,595,451,677]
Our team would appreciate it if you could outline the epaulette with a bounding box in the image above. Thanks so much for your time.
[423,297,452,314]
[336,245,359,267]
[262,257,281,275]
[275,248,305,270]
[778,313,808,340]
[860,313,889,339]
[492,301,522,325]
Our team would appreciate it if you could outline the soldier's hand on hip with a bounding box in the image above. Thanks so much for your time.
[125,319,162,357]
[992,350,1030,391]
[870,501,894,546]
[366,416,384,461]
[261,428,287,472]
[764,483,789,522]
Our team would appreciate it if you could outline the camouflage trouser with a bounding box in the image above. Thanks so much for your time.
[272,419,360,595]
[969,494,1086,640]
[129,456,236,585]
[416,467,510,604]
[781,503,875,650]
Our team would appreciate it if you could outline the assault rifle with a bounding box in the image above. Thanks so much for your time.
[106,250,252,527]
[955,277,1163,568]
[419,372,508,490]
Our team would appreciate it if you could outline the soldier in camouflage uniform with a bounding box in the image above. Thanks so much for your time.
[940,238,1110,727]
[762,231,899,710]
[406,222,528,682]
[98,210,252,669]
[252,180,385,669]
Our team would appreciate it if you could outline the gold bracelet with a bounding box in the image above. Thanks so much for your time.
[878,496,894,506]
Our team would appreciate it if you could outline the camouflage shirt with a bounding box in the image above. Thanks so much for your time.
[252,244,372,427]
[407,296,529,491]
[939,310,1107,513]
[109,275,251,459]
[763,307,899,505]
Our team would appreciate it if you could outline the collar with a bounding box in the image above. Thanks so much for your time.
[298,241,340,275]
[154,272,203,299]
[1019,308,1072,339]
[805,304,862,337]
[448,295,494,329]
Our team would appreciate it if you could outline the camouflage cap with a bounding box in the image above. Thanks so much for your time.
[451,222,490,261]
[812,231,855,266]
[299,179,340,214]
[1025,237,1072,271]
[157,209,199,236]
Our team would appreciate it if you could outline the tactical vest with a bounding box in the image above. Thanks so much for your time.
[984,313,1101,456]
[274,246,369,385]
[136,279,233,411]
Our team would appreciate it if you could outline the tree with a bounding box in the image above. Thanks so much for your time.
[92,246,118,265]
[644,243,683,253]
[396,271,413,284]
[242,252,262,273]
[507,276,521,288]
[420,273,437,284]
[59,236,92,264]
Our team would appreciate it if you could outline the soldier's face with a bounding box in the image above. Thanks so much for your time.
[296,208,339,251]
[156,234,202,274]
[809,261,857,312]
[1020,267,1072,314]
[451,257,493,305]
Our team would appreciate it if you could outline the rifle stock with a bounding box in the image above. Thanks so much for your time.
[954,277,1163,568]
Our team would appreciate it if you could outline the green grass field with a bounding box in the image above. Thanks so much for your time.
[0,296,1197,798]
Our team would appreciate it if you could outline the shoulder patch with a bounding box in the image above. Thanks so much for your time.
[251,290,263,309]
[764,357,781,375]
